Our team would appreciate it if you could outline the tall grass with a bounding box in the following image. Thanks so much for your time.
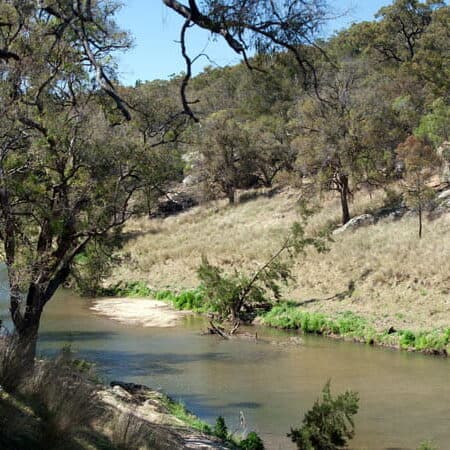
[106,186,450,333]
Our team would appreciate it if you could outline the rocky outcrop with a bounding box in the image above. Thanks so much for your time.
[333,214,375,234]
[95,381,231,450]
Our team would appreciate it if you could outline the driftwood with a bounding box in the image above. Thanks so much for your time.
[207,321,230,339]
[203,321,258,341]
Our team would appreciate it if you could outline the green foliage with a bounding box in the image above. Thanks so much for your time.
[213,416,228,440]
[198,220,328,324]
[101,281,153,298]
[262,304,371,338]
[163,397,211,434]
[154,288,209,312]
[415,98,450,147]
[398,328,450,351]
[70,231,124,296]
[262,303,450,354]
[417,440,438,450]
[288,381,359,450]
[239,431,265,450]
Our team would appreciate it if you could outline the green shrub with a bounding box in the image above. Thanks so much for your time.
[213,416,228,440]
[399,330,416,348]
[239,431,265,450]
[417,440,438,450]
[101,281,153,298]
[163,396,211,434]
[288,381,359,450]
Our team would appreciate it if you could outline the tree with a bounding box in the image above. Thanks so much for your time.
[370,0,444,64]
[0,1,174,364]
[288,381,359,450]
[396,136,439,238]
[246,117,296,188]
[198,221,328,331]
[162,0,330,117]
[195,111,256,204]
[415,98,450,148]
[291,61,391,224]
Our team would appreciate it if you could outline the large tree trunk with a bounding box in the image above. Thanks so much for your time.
[11,285,44,368]
[338,174,351,225]
[9,276,60,368]
[4,315,41,390]
[13,322,40,369]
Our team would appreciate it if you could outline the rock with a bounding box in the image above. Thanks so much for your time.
[333,214,375,234]
[437,141,450,184]
[437,189,450,200]
[182,174,198,186]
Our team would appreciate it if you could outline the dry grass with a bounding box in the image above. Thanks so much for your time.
[108,187,449,332]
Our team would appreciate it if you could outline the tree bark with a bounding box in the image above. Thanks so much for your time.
[227,187,235,204]
[339,174,351,224]
[418,202,422,239]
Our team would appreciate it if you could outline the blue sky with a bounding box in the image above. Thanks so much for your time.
[114,0,392,85]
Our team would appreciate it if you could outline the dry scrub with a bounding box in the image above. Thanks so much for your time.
[108,188,449,332]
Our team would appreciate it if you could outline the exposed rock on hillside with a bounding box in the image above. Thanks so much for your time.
[333,214,375,234]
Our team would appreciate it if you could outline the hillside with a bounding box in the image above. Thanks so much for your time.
[106,187,450,334]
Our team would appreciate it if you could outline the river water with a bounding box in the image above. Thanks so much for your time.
[1,285,449,449]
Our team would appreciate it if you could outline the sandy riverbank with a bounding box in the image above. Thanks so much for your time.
[90,297,190,327]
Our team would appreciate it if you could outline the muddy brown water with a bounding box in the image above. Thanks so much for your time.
[1,283,449,449]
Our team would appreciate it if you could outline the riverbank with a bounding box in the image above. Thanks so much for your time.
[0,351,233,450]
[101,186,449,355]
[93,287,449,356]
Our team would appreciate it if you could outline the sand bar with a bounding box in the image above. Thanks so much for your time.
[90,298,189,327]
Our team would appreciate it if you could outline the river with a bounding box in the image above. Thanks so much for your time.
[1,285,449,449]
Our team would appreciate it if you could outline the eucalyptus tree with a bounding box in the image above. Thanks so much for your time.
[291,61,394,224]
[195,110,255,204]
[397,136,439,238]
[0,0,172,363]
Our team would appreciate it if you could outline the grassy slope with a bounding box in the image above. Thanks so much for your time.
[109,187,449,334]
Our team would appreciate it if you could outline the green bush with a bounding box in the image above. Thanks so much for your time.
[399,330,416,348]
[288,381,359,450]
[101,281,153,298]
[239,431,265,450]
[417,440,438,450]
[213,416,228,440]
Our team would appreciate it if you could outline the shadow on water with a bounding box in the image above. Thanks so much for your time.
[38,330,119,342]
[224,402,263,410]
[39,347,233,378]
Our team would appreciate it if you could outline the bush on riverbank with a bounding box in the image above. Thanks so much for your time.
[261,303,450,355]
[100,281,211,313]
[288,381,359,450]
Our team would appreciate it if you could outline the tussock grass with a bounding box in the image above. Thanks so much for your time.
[108,187,449,332]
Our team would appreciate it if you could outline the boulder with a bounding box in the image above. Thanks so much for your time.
[437,141,450,184]
[333,214,375,235]
[437,189,450,200]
